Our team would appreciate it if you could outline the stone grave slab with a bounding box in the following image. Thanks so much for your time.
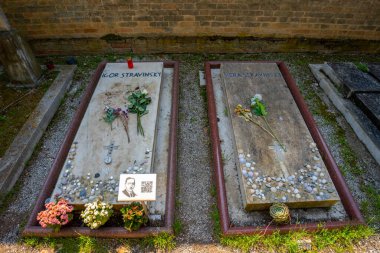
[353,93,380,131]
[368,63,380,82]
[52,62,163,204]
[310,64,380,166]
[221,62,340,211]
[328,62,380,98]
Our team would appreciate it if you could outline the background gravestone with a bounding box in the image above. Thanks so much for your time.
[368,63,380,82]
[0,7,41,87]
[353,93,380,131]
[328,62,380,98]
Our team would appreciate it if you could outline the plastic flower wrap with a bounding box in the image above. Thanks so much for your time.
[80,200,113,229]
[120,202,148,231]
[37,198,74,232]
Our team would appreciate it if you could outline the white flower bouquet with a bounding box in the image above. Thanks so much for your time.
[80,200,113,229]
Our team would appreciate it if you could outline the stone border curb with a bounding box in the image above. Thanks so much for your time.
[206,61,364,236]
[199,70,205,86]
[23,61,179,238]
[309,64,380,166]
[0,65,77,197]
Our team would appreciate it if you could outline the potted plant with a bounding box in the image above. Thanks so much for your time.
[120,202,148,231]
[37,198,74,232]
[81,199,113,229]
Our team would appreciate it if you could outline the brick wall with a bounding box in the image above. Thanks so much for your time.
[2,0,380,41]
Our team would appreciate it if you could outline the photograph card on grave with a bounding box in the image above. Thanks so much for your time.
[117,174,157,202]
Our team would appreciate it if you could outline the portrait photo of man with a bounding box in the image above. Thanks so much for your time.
[118,174,157,202]
[122,177,137,198]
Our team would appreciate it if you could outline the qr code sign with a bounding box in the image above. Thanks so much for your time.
[141,181,153,193]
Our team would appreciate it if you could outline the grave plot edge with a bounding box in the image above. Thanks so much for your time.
[205,61,365,236]
[22,61,179,238]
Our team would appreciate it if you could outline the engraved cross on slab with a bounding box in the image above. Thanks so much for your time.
[104,141,119,164]
[268,144,289,178]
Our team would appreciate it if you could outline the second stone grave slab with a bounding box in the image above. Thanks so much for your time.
[353,93,380,131]
[221,62,340,211]
[368,63,380,82]
[328,62,380,98]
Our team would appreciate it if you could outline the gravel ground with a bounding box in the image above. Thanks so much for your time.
[0,53,379,252]
[175,59,214,243]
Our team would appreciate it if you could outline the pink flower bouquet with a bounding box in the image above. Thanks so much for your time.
[37,198,74,232]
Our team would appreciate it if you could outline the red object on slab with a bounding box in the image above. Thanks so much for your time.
[127,58,133,69]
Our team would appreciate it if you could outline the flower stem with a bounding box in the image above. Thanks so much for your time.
[137,114,145,136]
[235,106,286,152]
[263,116,286,152]
[244,116,277,141]
[120,114,130,143]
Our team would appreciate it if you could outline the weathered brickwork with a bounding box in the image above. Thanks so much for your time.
[2,0,380,41]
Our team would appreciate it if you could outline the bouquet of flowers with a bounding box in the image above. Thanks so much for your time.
[103,106,119,126]
[103,106,130,142]
[127,88,152,136]
[235,94,286,151]
[37,198,74,232]
[80,200,113,229]
[120,202,148,231]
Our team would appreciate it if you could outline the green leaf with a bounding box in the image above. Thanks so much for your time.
[128,98,136,104]
[252,99,267,116]
[258,102,267,116]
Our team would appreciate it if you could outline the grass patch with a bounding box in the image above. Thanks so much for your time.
[210,184,217,198]
[354,62,369,73]
[360,184,380,224]
[22,233,177,252]
[220,225,374,253]
[23,237,40,248]
[221,234,263,252]
[22,237,82,252]
[78,236,103,253]
[314,226,374,252]
[173,218,183,236]
[200,86,207,102]
[143,233,176,251]
[211,203,221,239]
